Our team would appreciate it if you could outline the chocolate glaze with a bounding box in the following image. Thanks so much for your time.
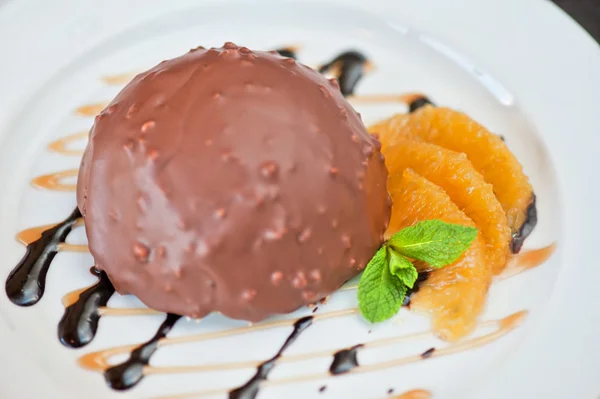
[319,51,370,96]
[77,43,390,322]
[511,194,537,253]
[229,315,313,399]
[5,207,81,306]
[58,267,115,348]
[329,344,362,375]
[408,96,434,113]
[104,313,181,390]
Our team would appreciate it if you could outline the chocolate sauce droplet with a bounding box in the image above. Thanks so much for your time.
[229,316,313,399]
[318,51,370,96]
[408,96,434,113]
[329,344,363,375]
[104,313,181,390]
[421,347,436,359]
[5,207,81,306]
[274,48,298,60]
[510,194,537,254]
[58,267,115,348]
[403,272,430,307]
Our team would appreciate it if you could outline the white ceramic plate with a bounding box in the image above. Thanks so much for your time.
[0,0,599,398]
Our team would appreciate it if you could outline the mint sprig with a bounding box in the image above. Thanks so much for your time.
[358,220,477,323]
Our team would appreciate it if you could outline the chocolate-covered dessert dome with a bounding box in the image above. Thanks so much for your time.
[77,43,390,321]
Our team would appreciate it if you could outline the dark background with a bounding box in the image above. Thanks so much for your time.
[552,0,600,42]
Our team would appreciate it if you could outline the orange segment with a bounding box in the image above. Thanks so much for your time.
[370,105,534,237]
[387,169,491,341]
[383,139,510,274]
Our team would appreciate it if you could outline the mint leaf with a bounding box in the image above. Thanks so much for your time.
[387,220,477,268]
[357,220,476,324]
[358,247,407,323]
[388,249,418,289]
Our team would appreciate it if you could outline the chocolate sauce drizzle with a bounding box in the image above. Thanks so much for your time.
[511,194,538,254]
[58,267,115,348]
[408,96,435,113]
[403,272,430,307]
[229,315,314,399]
[275,47,298,60]
[319,51,370,96]
[104,313,181,390]
[5,207,81,306]
[329,344,363,375]
[420,347,435,359]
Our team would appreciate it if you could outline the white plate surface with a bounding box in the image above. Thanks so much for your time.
[0,0,598,398]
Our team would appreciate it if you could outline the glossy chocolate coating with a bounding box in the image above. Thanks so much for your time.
[77,43,390,321]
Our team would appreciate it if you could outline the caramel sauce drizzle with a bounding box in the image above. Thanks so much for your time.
[31,168,78,192]
[98,306,162,316]
[145,315,429,376]
[78,308,359,372]
[76,102,108,117]
[48,131,88,156]
[391,389,431,399]
[17,218,87,252]
[62,286,88,307]
[101,72,137,85]
[151,311,526,399]
[347,93,425,105]
[496,243,557,281]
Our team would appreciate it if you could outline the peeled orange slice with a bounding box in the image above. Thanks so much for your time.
[371,105,535,251]
[383,139,510,274]
[387,169,491,341]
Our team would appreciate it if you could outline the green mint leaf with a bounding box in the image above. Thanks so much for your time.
[358,246,407,323]
[387,220,477,268]
[388,249,418,289]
